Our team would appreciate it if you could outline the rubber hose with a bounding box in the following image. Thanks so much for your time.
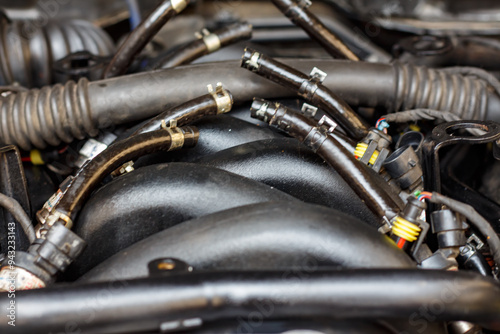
[0,59,496,150]
[5,269,500,334]
[251,99,403,223]
[0,192,35,243]
[271,0,359,60]
[52,127,199,223]
[0,16,114,87]
[155,21,253,69]
[241,48,369,139]
[134,115,284,166]
[103,0,190,78]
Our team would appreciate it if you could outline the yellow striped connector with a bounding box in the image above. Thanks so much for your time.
[392,216,421,242]
[354,142,379,165]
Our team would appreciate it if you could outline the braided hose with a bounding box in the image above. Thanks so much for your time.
[0,61,495,150]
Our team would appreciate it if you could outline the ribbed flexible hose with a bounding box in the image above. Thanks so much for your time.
[0,78,96,150]
[0,17,115,87]
[393,62,488,120]
[0,60,495,150]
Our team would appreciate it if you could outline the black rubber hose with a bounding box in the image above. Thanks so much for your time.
[241,48,369,139]
[251,99,403,223]
[68,163,297,278]
[196,138,377,225]
[78,201,413,282]
[0,192,34,243]
[4,269,500,334]
[135,115,284,165]
[429,192,500,267]
[155,22,253,69]
[131,88,233,136]
[47,127,199,224]
[103,0,190,78]
[0,15,114,87]
[1,59,495,150]
[187,319,448,334]
[441,66,500,99]
[271,0,359,60]
[190,319,417,334]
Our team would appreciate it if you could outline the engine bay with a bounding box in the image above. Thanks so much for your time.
[0,0,499,333]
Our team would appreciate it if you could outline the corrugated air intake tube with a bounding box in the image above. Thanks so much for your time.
[0,13,115,87]
[0,59,498,150]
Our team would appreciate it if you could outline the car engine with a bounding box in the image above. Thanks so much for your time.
[0,0,499,333]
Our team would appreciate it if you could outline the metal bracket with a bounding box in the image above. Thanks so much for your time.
[422,121,500,193]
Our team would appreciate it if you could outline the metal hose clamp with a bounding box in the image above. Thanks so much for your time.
[197,29,221,53]
[36,210,74,239]
[244,51,261,71]
[303,116,336,152]
[208,83,233,114]
[299,67,328,100]
[171,0,188,13]
[162,120,186,151]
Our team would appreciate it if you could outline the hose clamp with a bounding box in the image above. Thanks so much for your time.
[318,115,338,133]
[299,80,319,100]
[297,0,312,9]
[162,120,185,151]
[304,126,328,153]
[198,29,221,53]
[208,83,232,114]
[303,116,337,152]
[299,67,327,100]
[171,0,188,13]
[301,103,318,117]
[253,100,271,123]
[245,51,261,71]
[36,210,74,239]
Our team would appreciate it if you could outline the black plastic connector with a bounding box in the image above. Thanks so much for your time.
[431,209,467,249]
